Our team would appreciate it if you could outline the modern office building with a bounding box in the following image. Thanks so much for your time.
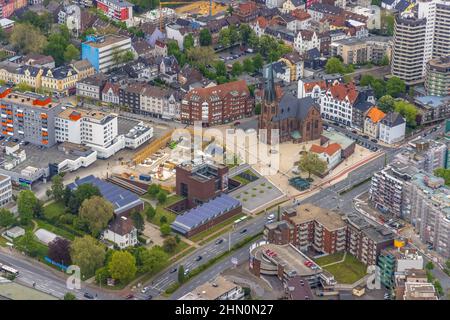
[81,35,132,73]
[425,56,450,96]
[0,88,62,147]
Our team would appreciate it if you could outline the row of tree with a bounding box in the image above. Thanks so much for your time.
[360,75,406,99]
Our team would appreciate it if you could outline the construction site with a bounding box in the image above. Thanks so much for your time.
[173,1,227,16]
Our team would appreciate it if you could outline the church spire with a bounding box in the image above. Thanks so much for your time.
[263,63,276,103]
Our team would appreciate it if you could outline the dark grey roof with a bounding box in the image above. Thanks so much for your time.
[263,63,276,103]
[305,48,320,60]
[395,0,410,12]
[381,112,405,127]
[272,61,287,74]
[291,0,305,6]
[382,0,396,5]
[272,95,318,122]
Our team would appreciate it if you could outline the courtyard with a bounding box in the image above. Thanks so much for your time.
[315,252,368,284]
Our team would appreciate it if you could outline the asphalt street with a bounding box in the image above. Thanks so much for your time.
[0,250,118,300]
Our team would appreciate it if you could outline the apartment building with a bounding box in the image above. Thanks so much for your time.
[379,112,406,145]
[345,214,395,266]
[55,107,118,151]
[391,15,427,85]
[395,138,447,173]
[407,172,450,258]
[76,73,107,101]
[425,56,450,96]
[395,269,438,300]
[81,35,132,73]
[282,204,347,254]
[181,80,254,126]
[140,85,179,120]
[369,161,419,219]
[41,66,78,95]
[364,106,386,139]
[0,88,62,147]
[293,30,320,55]
[330,36,391,65]
[96,0,134,27]
[0,174,12,206]
[319,82,358,126]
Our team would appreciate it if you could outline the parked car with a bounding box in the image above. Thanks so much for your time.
[362,135,369,139]
[267,214,275,220]
[371,139,378,143]
[141,287,149,294]
[83,292,94,299]
[184,269,190,276]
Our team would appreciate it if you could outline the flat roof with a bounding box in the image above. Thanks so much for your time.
[57,107,115,122]
[67,175,143,215]
[286,203,346,231]
[321,130,354,149]
[179,276,239,300]
[84,35,130,49]
[0,90,59,110]
[251,243,320,277]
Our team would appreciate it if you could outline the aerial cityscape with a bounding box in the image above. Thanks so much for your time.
[0,0,448,304]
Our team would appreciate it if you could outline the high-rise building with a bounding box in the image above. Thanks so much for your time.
[0,174,12,206]
[391,15,427,85]
[391,0,450,84]
[425,56,450,96]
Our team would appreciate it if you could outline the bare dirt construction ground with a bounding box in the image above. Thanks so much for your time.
[222,263,284,300]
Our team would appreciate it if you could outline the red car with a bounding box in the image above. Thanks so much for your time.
[124,294,134,300]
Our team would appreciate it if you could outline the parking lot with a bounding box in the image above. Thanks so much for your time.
[326,123,383,152]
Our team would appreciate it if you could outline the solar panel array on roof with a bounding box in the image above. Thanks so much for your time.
[171,194,241,235]
[67,175,143,215]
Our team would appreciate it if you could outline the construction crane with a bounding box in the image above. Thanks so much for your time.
[159,0,214,31]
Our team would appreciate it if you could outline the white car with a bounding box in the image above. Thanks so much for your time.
[267,214,275,220]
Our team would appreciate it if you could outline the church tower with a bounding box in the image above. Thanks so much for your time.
[259,63,279,144]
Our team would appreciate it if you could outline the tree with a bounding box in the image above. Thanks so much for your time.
[131,211,145,232]
[10,23,48,54]
[325,57,345,74]
[394,100,418,127]
[48,237,72,266]
[239,24,253,44]
[135,246,168,274]
[68,183,101,214]
[243,58,255,74]
[178,265,186,283]
[252,53,264,71]
[425,261,434,270]
[160,216,168,224]
[160,223,171,236]
[434,280,443,296]
[147,184,161,197]
[378,95,395,113]
[298,152,327,179]
[17,190,39,224]
[386,76,406,98]
[79,196,114,237]
[231,61,243,77]
[380,54,389,66]
[199,29,212,46]
[255,103,262,115]
[108,251,137,284]
[434,168,450,186]
[183,34,195,51]
[186,46,217,67]
[157,191,167,204]
[360,75,375,87]
[64,44,80,62]
[0,208,14,228]
[15,231,40,257]
[215,60,227,78]
[95,266,110,285]
[70,236,106,277]
[145,205,156,221]
[51,174,65,202]
[44,33,70,66]
[371,79,387,99]
[162,236,178,253]
[15,82,34,93]
[64,292,76,300]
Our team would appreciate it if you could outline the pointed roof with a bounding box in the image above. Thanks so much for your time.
[366,107,386,123]
[264,63,276,103]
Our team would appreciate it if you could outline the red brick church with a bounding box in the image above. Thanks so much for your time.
[258,64,323,144]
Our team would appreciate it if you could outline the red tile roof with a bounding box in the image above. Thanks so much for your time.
[256,16,269,28]
[328,82,358,104]
[310,143,341,156]
[291,9,311,21]
[185,80,250,102]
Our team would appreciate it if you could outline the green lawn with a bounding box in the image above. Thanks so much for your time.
[146,195,184,227]
[231,175,251,186]
[314,252,345,266]
[34,219,76,241]
[190,213,247,243]
[43,201,66,220]
[166,240,189,258]
[316,253,367,284]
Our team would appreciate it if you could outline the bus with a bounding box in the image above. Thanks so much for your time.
[0,264,19,276]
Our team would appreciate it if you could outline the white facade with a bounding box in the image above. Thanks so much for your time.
[379,119,406,144]
[140,90,179,119]
[0,174,12,207]
[124,125,153,149]
[57,150,98,172]
[90,36,132,73]
[294,31,320,55]
[103,219,138,249]
[266,0,285,9]
[319,91,353,126]
[351,5,381,30]
[55,110,118,149]
[165,25,186,50]
[102,86,120,105]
